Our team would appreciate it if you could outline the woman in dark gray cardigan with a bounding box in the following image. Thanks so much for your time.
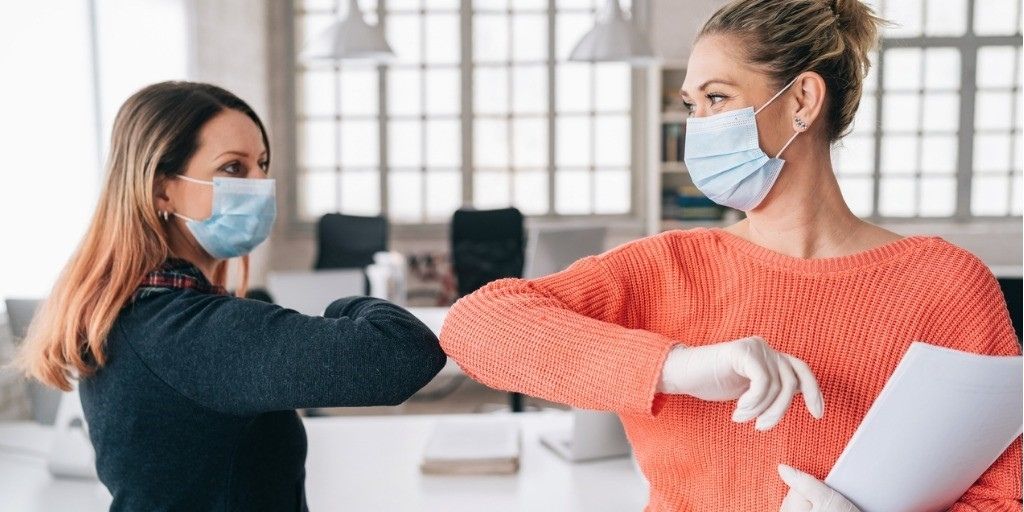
[17,81,445,511]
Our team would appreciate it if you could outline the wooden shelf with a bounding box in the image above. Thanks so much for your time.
[660,219,729,231]
[661,162,687,174]
[661,111,687,123]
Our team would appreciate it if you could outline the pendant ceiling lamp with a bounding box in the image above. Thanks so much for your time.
[302,0,394,63]
[568,0,656,66]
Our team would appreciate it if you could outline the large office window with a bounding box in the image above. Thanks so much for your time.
[294,0,634,224]
[0,0,188,302]
[832,0,1022,219]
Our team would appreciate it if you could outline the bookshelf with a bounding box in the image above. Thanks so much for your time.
[644,62,742,235]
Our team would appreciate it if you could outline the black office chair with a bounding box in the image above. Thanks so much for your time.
[244,288,274,304]
[315,214,389,270]
[314,214,389,295]
[997,276,1022,344]
[450,207,528,411]
[451,207,526,296]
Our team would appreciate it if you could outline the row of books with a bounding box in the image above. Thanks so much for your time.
[662,123,686,163]
[661,183,725,221]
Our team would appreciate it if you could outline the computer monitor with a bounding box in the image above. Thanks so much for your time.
[4,298,63,425]
[523,226,607,280]
[266,269,366,316]
[540,409,631,462]
[5,298,40,339]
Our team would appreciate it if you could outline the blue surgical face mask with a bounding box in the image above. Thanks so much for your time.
[683,77,801,211]
[173,175,277,259]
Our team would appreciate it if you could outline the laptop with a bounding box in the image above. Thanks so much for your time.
[523,226,607,279]
[540,409,631,462]
[266,269,367,316]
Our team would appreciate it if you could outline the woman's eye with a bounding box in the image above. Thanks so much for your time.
[258,161,270,172]
[221,162,243,175]
[708,93,726,105]
[681,101,695,116]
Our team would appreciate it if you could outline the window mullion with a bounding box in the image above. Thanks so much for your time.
[546,0,557,216]
[871,43,886,219]
[379,0,389,217]
[460,0,473,206]
[956,0,979,218]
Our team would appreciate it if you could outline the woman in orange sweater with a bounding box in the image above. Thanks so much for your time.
[440,0,1022,510]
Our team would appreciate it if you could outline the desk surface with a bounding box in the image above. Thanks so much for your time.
[304,411,648,511]
[0,411,648,512]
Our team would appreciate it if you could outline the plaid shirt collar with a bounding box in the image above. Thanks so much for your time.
[136,258,228,299]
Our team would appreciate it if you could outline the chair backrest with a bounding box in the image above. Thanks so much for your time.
[450,207,525,297]
[997,276,1022,343]
[315,214,389,270]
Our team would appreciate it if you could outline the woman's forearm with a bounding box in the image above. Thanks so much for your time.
[440,265,675,415]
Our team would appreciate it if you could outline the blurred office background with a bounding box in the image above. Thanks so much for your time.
[0,0,1021,413]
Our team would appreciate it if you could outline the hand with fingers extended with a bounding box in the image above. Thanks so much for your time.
[778,464,861,512]
[657,335,825,431]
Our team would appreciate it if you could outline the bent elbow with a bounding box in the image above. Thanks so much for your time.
[382,330,447,406]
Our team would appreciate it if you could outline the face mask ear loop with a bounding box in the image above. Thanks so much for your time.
[176,174,214,186]
[754,76,800,116]
[775,131,800,159]
[171,175,214,223]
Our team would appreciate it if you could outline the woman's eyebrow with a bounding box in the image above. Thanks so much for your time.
[211,149,268,162]
[679,79,739,97]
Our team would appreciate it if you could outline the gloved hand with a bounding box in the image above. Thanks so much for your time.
[658,336,824,430]
[778,464,860,512]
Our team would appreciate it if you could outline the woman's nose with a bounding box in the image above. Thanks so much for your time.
[249,167,270,180]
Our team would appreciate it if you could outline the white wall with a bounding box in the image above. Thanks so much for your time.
[649,0,729,63]
[0,1,190,304]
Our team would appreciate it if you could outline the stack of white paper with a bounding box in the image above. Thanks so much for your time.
[825,342,1023,512]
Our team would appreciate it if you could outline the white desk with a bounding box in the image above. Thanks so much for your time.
[0,422,111,511]
[304,411,647,511]
[0,412,648,512]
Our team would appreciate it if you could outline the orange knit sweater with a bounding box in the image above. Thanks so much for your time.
[440,227,1023,511]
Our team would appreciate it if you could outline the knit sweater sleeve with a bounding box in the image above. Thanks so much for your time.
[439,243,677,416]
[124,293,446,416]
[924,244,1022,512]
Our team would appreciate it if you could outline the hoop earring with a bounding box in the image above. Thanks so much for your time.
[159,210,170,222]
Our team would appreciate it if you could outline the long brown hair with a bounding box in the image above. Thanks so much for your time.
[16,81,270,390]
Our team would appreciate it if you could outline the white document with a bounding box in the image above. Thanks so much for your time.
[825,342,1023,512]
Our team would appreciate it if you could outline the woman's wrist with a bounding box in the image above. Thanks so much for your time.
[657,344,691,394]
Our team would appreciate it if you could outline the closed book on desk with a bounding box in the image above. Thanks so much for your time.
[420,417,520,475]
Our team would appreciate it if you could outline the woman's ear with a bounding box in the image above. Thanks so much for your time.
[153,174,174,216]
[791,71,827,134]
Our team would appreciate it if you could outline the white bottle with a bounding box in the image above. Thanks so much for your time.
[369,251,408,305]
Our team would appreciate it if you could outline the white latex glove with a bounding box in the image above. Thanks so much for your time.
[658,336,824,430]
[778,464,860,512]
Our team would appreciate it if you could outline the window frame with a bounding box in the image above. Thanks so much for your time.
[854,0,1023,222]
[281,0,650,236]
